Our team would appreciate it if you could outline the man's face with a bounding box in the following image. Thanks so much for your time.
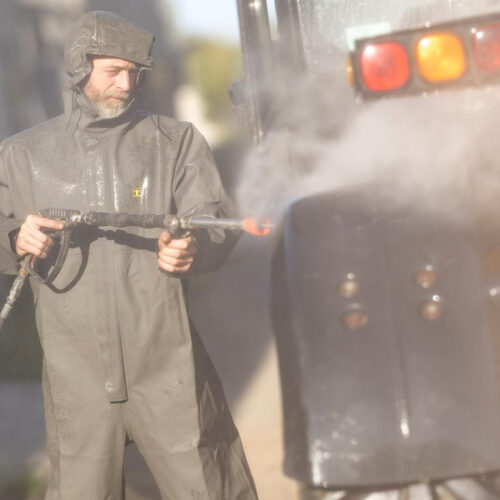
[83,56,139,118]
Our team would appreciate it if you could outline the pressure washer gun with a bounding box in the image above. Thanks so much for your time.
[0,208,273,332]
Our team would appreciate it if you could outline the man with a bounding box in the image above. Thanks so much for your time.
[0,11,258,500]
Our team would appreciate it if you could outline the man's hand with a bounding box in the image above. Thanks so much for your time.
[16,214,64,258]
[157,232,197,273]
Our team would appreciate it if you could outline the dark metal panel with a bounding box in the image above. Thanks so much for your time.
[273,191,500,487]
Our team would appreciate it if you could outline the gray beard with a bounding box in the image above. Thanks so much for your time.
[92,98,129,118]
[83,80,131,118]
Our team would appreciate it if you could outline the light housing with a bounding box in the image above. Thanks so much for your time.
[350,13,500,99]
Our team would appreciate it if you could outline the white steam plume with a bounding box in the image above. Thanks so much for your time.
[236,71,500,225]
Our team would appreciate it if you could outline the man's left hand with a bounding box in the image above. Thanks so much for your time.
[157,232,197,273]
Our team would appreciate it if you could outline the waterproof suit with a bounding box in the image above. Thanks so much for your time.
[0,11,257,500]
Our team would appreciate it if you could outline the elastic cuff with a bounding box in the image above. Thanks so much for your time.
[8,227,20,253]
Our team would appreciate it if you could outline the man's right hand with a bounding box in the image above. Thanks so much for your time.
[15,214,64,258]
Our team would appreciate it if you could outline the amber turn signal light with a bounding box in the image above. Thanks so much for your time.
[416,33,466,82]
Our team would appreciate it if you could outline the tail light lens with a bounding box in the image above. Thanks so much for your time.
[420,295,444,321]
[416,33,466,82]
[341,306,368,330]
[473,23,500,74]
[360,42,410,91]
[339,273,360,298]
[415,265,437,289]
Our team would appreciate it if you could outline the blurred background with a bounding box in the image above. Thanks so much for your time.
[0,0,292,498]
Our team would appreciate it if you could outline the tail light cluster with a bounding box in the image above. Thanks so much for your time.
[349,14,500,97]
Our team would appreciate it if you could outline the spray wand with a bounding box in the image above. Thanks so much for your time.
[0,208,273,332]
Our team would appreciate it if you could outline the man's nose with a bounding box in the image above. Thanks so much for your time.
[116,71,134,92]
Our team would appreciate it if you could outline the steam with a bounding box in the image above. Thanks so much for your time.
[235,2,500,225]
[236,69,500,225]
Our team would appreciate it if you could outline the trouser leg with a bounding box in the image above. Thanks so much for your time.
[124,386,258,499]
[134,430,257,500]
[42,365,127,500]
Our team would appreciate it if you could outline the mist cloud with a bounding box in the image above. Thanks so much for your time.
[236,75,500,226]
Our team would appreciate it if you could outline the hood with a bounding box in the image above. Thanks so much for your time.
[64,11,155,88]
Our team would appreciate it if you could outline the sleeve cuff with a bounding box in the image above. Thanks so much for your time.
[8,227,20,253]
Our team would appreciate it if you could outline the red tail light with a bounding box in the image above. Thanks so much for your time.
[472,23,500,74]
[360,42,410,92]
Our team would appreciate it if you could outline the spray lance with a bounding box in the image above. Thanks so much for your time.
[0,208,273,332]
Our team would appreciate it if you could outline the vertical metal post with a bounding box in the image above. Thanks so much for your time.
[236,0,274,145]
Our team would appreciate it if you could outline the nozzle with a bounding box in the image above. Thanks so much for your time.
[187,216,274,236]
[243,218,273,236]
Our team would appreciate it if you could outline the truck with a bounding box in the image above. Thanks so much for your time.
[233,1,500,498]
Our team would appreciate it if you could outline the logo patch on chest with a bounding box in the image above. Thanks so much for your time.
[132,188,142,198]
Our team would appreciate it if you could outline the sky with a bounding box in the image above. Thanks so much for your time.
[167,0,241,42]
